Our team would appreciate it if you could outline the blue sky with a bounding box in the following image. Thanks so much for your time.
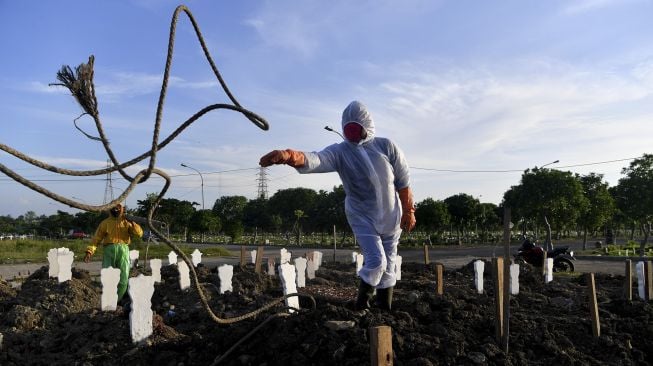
[1,0,652,217]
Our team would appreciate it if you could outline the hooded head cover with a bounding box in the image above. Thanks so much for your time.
[110,203,124,217]
[341,101,375,144]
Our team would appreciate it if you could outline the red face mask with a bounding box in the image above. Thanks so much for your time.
[344,122,365,143]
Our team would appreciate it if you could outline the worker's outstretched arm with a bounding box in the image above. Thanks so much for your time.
[259,149,305,168]
[398,186,416,232]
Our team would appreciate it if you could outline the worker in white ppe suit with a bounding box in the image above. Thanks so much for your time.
[259,100,416,311]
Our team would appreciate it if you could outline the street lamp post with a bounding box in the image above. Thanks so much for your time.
[180,163,205,210]
[539,159,559,169]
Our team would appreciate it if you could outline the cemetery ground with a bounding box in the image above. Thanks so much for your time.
[0,254,652,365]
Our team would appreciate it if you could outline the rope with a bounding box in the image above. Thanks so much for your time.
[0,4,314,325]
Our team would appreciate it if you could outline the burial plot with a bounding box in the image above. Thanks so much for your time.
[150,259,162,283]
[351,251,358,263]
[636,261,645,300]
[178,260,190,290]
[279,263,300,313]
[128,274,155,343]
[218,264,233,294]
[101,266,120,311]
[294,257,307,288]
[250,250,257,264]
[191,249,203,267]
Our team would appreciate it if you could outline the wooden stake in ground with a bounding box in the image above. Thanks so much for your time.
[435,263,444,295]
[645,261,653,301]
[625,259,632,301]
[501,207,511,352]
[542,250,548,280]
[370,325,393,366]
[492,257,505,343]
[254,245,264,274]
[423,244,430,265]
[587,273,600,337]
[240,246,246,267]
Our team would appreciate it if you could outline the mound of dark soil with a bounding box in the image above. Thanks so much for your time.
[0,259,651,365]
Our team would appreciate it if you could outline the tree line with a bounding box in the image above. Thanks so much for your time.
[1,154,651,253]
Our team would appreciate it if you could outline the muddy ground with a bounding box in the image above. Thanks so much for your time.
[0,258,651,366]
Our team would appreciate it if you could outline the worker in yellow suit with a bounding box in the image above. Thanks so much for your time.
[84,203,143,301]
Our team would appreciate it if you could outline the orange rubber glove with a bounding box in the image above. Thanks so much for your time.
[398,186,416,232]
[259,149,305,168]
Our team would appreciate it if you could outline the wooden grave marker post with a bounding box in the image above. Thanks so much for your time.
[624,260,632,301]
[370,325,393,366]
[435,263,444,295]
[645,261,653,301]
[492,257,505,343]
[502,207,511,352]
[254,245,264,274]
[423,244,430,265]
[587,273,600,337]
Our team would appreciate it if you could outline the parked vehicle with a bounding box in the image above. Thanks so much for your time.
[515,238,575,272]
[68,230,88,239]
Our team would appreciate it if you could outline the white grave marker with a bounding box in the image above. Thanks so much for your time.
[129,250,140,268]
[191,249,203,267]
[279,263,300,313]
[313,251,323,269]
[280,248,291,264]
[306,258,316,280]
[47,248,60,278]
[178,260,190,290]
[128,274,155,343]
[636,261,645,300]
[56,251,74,283]
[149,259,162,283]
[510,263,520,295]
[217,264,233,294]
[101,266,121,311]
[168,251,178,266]
[545,258,554,283]
[473,260,485,294]
[250,250,257,264]
[395,255,403,281]
[267,258,276,276]
[47,248,73,282]
[351,251,358,263]
[294,257,307,288]
[355,254,364,274]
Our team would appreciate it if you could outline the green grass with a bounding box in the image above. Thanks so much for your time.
[579,240,653,257]
[0,239,233,264]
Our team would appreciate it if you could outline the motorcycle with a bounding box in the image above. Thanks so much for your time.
[515,239,575,272]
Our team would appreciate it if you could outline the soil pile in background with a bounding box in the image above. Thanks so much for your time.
[0,260,651,365]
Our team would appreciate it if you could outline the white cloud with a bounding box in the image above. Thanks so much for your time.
[561,0,641,15]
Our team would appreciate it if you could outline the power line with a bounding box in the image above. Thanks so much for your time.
[411,156,639,173]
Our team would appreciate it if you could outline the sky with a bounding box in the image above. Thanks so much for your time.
[1,0,652,218]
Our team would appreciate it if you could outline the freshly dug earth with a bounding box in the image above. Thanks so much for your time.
[0,259,651,365]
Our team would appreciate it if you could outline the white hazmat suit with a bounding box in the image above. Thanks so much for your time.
[259,101,415,309]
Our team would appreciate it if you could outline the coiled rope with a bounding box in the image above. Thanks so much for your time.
[0,5,314,325]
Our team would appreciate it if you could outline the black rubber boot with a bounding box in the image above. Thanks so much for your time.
[375,287,394,311]
[355,280,375,310]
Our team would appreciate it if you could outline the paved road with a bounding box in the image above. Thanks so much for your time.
[0,243,636,281]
